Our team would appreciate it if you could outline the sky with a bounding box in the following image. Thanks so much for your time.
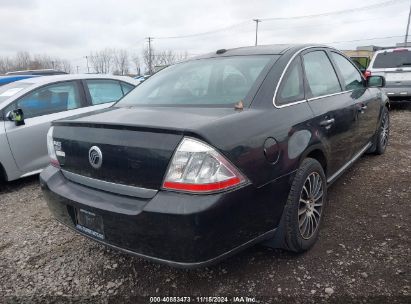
[0,0,410,73]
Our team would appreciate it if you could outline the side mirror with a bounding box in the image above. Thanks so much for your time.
[6,109,25,126]
[367,75,385,88]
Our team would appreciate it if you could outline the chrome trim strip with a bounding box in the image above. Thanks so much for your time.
[21,169,43,178]
[272,45,357,108]
[327,142,371,184]
[61,169,158,199]
[274,99,307,108]
[273,45,330,109]
[307,90,354,101]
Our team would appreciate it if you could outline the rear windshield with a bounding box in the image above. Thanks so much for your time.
[0,82,32,103]
[116,55,275,108]
[372,50,411,68]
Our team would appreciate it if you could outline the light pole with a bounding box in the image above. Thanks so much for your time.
[85,56,90,73]
[405,1,411,46]
[253,19,261,46]
[146,37,153,74]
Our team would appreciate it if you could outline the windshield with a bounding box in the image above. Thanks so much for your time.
[372,50,411,68]
[0,82,33,103]
[116,55,274,108]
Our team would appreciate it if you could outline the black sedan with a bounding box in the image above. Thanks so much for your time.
[40,44,390,268]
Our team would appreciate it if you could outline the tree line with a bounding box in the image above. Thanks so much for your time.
[1,48,189,75]
[0,52,72,74]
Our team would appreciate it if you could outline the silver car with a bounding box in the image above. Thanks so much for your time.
[0,74,138,182]
[368,47,411,101]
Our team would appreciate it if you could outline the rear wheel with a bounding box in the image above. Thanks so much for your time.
[374,107,389,155]
[283,158,327,252]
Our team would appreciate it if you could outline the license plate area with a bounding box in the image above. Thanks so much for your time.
[75,209,104,240]
[386,72,411,81]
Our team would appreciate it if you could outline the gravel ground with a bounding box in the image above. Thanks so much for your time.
[0,105,410,304]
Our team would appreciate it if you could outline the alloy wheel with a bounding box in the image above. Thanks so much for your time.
[380,113,389,149]
[298,172,324,240]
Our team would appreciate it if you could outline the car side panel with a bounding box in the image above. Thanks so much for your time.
[4,103,114,176]
[0,121,21,181]
[306,93,357,176]
[353,88,381,149]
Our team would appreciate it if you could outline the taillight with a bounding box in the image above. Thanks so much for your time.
[46,127,60,168]
[162,137,247,193]
[364,70,372,78]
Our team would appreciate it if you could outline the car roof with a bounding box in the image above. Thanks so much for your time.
[11,74,139,86]
[374,47,411,54]
[192,44,328,59]
[0,75,40,84]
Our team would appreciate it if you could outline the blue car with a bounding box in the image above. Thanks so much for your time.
[0,75,40,86]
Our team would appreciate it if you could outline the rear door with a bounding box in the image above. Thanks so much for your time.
[4,81,89,174]
[302,49,357,176]
[330,51,379,151]
[82,79,132,108]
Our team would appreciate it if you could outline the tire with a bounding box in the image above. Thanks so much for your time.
[374,107,389,155]
[282,158,327,253]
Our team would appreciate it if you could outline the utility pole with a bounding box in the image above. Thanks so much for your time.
[85,56,90,73]
[405,1,411,46]
[76,66,79,73]
[146,37,153,74]
[253,19,261,46]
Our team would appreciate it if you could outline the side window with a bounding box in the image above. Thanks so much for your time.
[121,82,135,95]
[85,80,124,105]
[277,56,305,105]
[15,81,82,119]
[303,51,341,98]
[331,52,364,90]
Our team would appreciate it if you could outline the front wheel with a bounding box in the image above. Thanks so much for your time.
[282,158,327,253]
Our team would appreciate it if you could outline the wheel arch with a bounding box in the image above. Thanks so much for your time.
[299,145,328,177]
[0,161,7,182]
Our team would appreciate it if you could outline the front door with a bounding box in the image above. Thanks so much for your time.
[329,51,380,152]
[4,81,87,174]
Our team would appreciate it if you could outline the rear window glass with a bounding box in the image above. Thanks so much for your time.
[372,50,411,68]
[116,56,274,108]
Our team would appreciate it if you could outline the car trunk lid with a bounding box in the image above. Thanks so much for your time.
[52,106,239,191]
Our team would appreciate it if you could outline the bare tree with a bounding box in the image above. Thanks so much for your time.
[60,60,72,73]
[113,49,129,75]
[147,49,189,73]
[14,51,31,70]
[142,46,155,75]
[0,52,73,74]
[131,54,141,76]
[0,57,13,74]
[89,48,115,74]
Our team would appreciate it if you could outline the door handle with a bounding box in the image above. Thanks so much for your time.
[319,118,335,127]
[358,104,368,112]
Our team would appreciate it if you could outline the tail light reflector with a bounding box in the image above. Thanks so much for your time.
[163,137,247,193]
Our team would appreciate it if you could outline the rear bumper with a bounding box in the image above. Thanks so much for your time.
[382,86,411,100]
[40,166,290,268]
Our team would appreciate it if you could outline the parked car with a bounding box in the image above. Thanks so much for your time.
[0,74,138,182]
[134,75,150,83]
[40,44,389,268]
[6,69,67,76]
[0,75,40,86]
[368,47,411,102]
